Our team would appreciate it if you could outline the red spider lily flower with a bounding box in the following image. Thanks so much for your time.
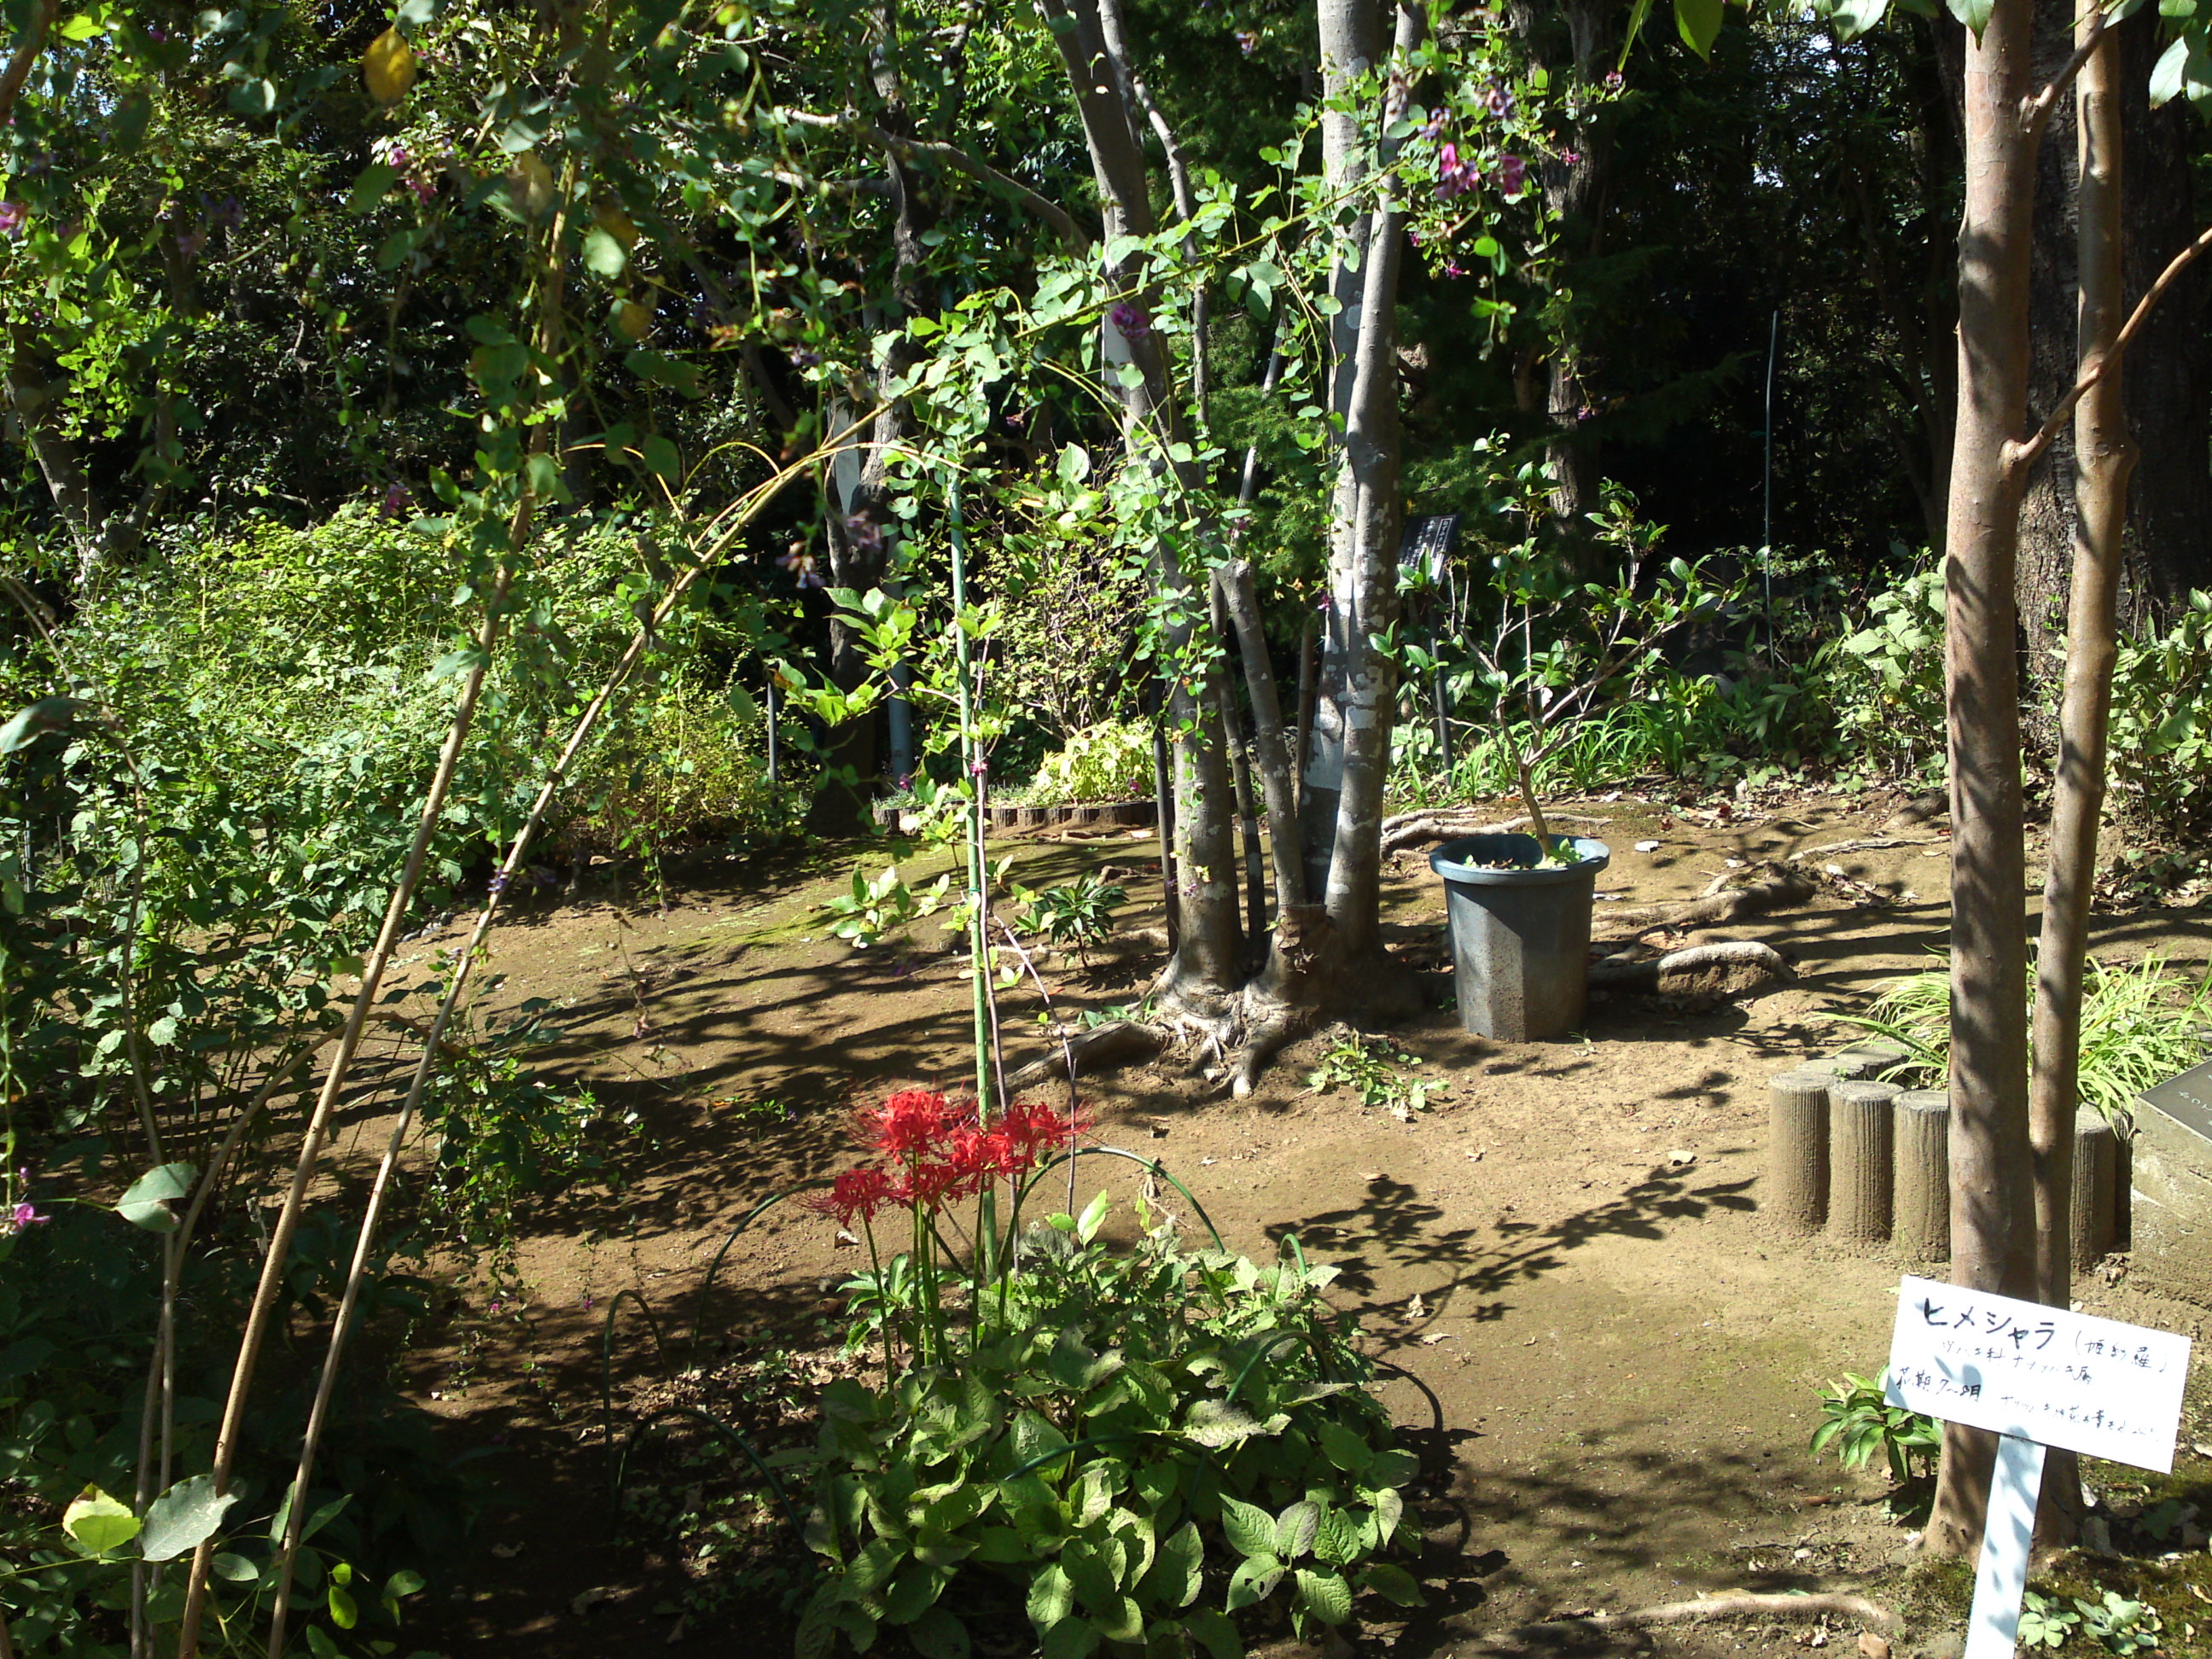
[943,1125,1016,1195]
[855,1089,956,1159]
[996,1098,1092,1167]
[807,1166,896,1229]
[895,1157,969,1210]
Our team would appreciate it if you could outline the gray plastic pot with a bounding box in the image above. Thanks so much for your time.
[1429,834,1612,1042]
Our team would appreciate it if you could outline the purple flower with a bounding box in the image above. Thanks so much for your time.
[843,511,885,555]
[969,760,988,777]
[1483,84,1516,119]
[8,1201,45,1232]
[488,870,510,894]
[1498,154,1528,197]
[147,23,166,39]
[0,201,24,237]
[1435,142,1481,199]
[1234,28,1259,53]
[1560,149,1583,166]
[1604,70,1625,89]
[1443,260,1467,277]
[381,480,412,519]
[777,544,824,589]
[1108,300,1152,342]
[1575,405,1596,422]
[789,347,821,369]
[1419,109,1447,141]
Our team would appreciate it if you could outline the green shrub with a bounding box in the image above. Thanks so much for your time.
[1819,563,1946,779]
[1842,953,2212,1124]
[2106,590,2212,833]
[1024,720,1153,805]
[1809,1371,1939,1483]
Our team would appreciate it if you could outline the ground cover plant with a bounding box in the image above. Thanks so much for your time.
[783,1090,1423,1659]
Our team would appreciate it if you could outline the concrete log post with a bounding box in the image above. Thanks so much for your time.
[1767,1069,1832,1236]
[1829,1079,1901,1245]
[2070,1109,2118,1272]
[1893,1089,1951,1264]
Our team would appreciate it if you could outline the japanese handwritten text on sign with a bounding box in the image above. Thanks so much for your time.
[1883,1276,2190,1471]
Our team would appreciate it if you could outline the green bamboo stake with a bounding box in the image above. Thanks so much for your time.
[946,476,999,1281]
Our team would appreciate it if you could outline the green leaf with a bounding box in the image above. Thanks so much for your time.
[1825,0,1893,38]
[329,1580,358,1630]
[63,1487,142,1557]
[908,1605,969,1659]
[1317,1418,1371,1476]
[141,1476,239,1563]
[626,348,702,398]
[212,1552,259,1583]
[0,697,89,754]
[1075,1189,1110,1243]
[2151,34,2188,104]
[1185,1398,1265,1449]
[1947,0,1994,37]
[116,1163,195,1233]
[1312,1505,1362,1566]
[1219,1494,1275,1559]
[583,225,629,277]
[1363,1561,1424,1608]
[1040,1616,1100,1659]
[1183,1607,1243,1659]
[1136,1520,1202,1609]
[1294,1567,1353,1626]
[1274,1500,1320,1560]
[347,163,399,214]
[430,647,490,683]
[1225,1553,1284,1611]
[640,435,682,480]
[882,1565,943,1624]
[1674,0,1722,55]
[1027,1563,1075,1630]
[304,1628,339,1659]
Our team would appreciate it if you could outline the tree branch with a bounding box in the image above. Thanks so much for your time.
[0,0,53,131]
[781,107,1089,250]
[2007,220,2212,477]
[2022,9,2104,137]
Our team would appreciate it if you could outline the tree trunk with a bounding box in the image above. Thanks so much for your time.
[2026,0,2133,1552]
[1926,0,2042,1561]
[1038,0,1244,1011]
[4,347,101,585]
[1506,0,1616,566]
[2015,4,2210,682]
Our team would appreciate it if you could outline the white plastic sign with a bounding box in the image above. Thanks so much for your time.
[1884,1275,2191,1471]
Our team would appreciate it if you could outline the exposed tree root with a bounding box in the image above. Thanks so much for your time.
[1789,835,1946,860]
[1588,940,1791,997]
[1594,863,1816,934]
[1005,1018,1164,1092]
[1506,1592,1901,1642]
[1380,808,1610,857]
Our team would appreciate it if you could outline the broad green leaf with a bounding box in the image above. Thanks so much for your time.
[1184,1607,1242,1659]
[1040,1616,1100,1659]
[347,164,398,214]
[1219,1494,1275,1559]
[907,1605,969,1659]
[116,1163,195,1233]
[63,1487,142,1557]
[1027,1563,1075,1630]
[1363,1561,1425,1608]
[640,435,682,480]
[1827,0,1893,38]
[212,1552,260,1582]
[1316,1418,1372,1476]
[1075,1189,1110,1243]
[1185,1398,1264,1449]
[2150,34,2188,103]
[1225,1552,1284,1611]
[1948,0,1994,38]
[1294,1567,1353,1626]
[582,225,629,278]
[328,1581,358,1630]
[882,1563,943,1623]
[1136,1520,1202,1609]
[1674,0,1722,56]
[0,697,89,754]
[140,1475,238,1563]
[1274,1499,1320,1560]
[1312,1505,1362,1566]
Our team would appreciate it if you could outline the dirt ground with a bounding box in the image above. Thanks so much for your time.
[338,783,2212,1659]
